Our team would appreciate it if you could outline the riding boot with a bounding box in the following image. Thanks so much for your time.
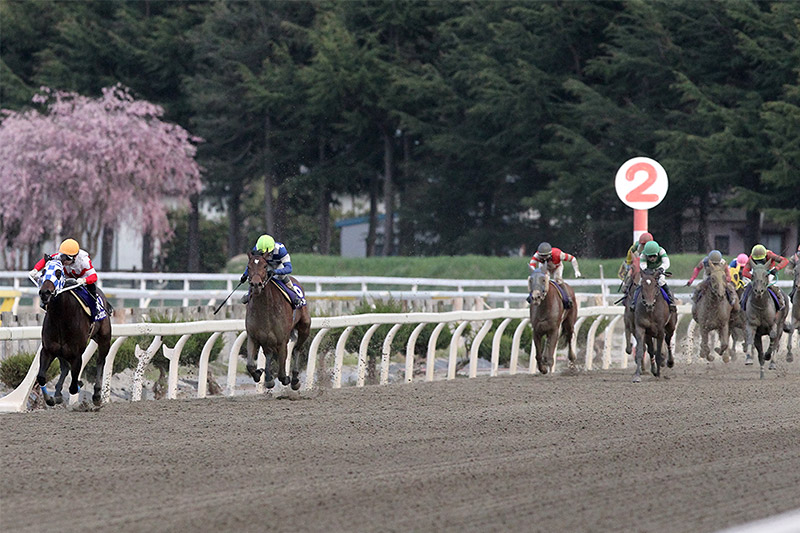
[86,282,99,320]
[557,279,572,309]
[663,284,677,311]
[241,288,250,304]
[283,278,301,307]
[526,294,533,304]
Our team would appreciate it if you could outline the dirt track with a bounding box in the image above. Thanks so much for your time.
[2,363,800,533]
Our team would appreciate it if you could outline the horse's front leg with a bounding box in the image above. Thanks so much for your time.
[276,344,291,386]
[245,337,263,383]
[36,350,57,407]
[787,320,795,363]
[261,345,276,389]
[67,355,83,397]
[716,322,730,363]
[654,333,665,377]
[48,357,70,405]
[700,327,711,362]
[535,332,549,374]
[633,331,645,383]
[754,335,765,379]
[744,323,755,366]
[767,323,781,370]
[545,330,559,374]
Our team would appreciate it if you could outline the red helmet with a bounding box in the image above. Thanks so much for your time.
[638,232,653,245]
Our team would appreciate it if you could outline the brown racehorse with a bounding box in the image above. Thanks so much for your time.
[692,265,733,362]
[245,251,311,390]
[528,268,577,374]
[631,269,676,382]
[36,258,111,406]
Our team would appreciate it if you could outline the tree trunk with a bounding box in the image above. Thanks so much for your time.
[398,134,414,256]
[263,115,275,235]
[227,181,243,258]
[317,137,331,255]
[366,175,379,257]
[101,225,115,270]
[697,192,709,253]
[141,231,153,272]
[381,126,395,256]
[188,194,200,272]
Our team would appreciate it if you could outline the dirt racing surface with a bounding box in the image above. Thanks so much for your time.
[2,363,800,533]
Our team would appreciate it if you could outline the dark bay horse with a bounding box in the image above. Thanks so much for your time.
[245,251,311,390]
[631,269,676,382]
[36,258,111,406]
[528,268,577,374]
[692,265,732,362]
[785,266,799,363]
[744,264,789,378]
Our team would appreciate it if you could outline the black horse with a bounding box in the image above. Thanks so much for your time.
[36,258,112,406]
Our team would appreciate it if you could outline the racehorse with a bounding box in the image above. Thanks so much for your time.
[781,265,799,363]
[631,269,676,382]
[245,250,311,390]
[692,264,732,362]
[528,268,577,374]
[743,264,789,378]
[729,286,747,362]
[36,258,111,406]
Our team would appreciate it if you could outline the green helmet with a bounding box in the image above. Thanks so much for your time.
[256,234,275,253]
[643,241,660,256]
[751,244,767,260]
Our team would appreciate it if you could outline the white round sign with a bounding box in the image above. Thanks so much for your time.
[615,157,668,210]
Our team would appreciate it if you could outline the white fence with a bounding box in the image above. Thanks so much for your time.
[0,304,718,413]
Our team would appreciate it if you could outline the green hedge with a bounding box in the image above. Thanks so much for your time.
[0,352,58,389]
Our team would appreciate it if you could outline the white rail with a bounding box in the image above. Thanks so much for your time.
[0,305,705,413]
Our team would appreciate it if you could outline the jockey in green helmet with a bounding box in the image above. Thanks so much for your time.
[240,234,302,307]
[635,240,677,311]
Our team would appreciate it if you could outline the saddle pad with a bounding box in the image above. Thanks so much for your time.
[549,280,571,307]
[270,278,307,308]
[69,287,107,321]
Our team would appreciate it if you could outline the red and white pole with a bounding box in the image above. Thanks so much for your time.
[633,209,648,243]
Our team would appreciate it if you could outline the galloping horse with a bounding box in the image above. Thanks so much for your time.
[692,264,733,362]
[785,266,800,363]
[36,258,111,406]
[245,250,311,390]
[631,269,676,382]
[743,264,788,378]
[528,268,577,374]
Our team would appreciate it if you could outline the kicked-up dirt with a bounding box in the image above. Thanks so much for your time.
[1,362,799,533]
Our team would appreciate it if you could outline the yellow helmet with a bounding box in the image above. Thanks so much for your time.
[256,234,275,253]
[751,244,767,261]
[59,238,80,256]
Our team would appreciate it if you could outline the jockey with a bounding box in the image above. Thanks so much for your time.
[741,244,788,310]
[240,234,301,306]
[618,232,653,295]
[685,250,740,311]
[637,240,677,311]
[29,238,101,319]
[528,242,581,308]
[728,253,750,290]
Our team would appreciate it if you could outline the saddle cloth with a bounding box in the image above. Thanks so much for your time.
[549,280,571,308]
[271,278,307,308]
[70,287,107,322]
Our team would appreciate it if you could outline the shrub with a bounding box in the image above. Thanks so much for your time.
[0,352,58,389]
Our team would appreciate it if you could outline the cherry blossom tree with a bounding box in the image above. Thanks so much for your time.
[0,85,202,265]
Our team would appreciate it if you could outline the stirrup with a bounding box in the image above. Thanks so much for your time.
[240,293,250,304]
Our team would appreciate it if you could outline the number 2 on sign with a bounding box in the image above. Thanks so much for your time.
[625,162,659,202]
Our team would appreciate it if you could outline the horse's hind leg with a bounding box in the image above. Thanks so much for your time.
[67,356,82,396]
[700,328,712,362]
[276,344,290,386]
[744,324,755,365]
[562,321,576,369]
[262,345,276,389]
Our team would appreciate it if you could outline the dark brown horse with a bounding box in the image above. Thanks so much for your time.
[631,269,676,382]
[36,258,111,406]
[528,268,577,374]
[744,264,788,378]
[245,251,311,390]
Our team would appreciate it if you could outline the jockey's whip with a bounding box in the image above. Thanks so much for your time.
[213,280,244,315]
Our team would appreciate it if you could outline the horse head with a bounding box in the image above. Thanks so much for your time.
[529,268,549,306]
[707,263,726,297]
[750,264,769,297]
[37,258,65,310]
[639,269,659,312]
[246,250,272,296]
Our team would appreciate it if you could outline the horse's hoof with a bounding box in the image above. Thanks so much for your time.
[92,397,102,407]
[706,354,715,362]
[744,356,753,366]
[632,375,641,383]
[787,354,794,363]
[715,346,724,355]
[265,379,276,389]
[667,359,675,368]
[250,368,263,383]
[765,352,772,361]
[45,396,55,407]
[768,361,777,371]
[279,376,291,386]
[722,355,730,364]
[54,395,63,405]
[291,379,301,391]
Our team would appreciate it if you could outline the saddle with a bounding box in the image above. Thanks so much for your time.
[70,286,107,322]
[740,285,782,312]
[549,280,572,309]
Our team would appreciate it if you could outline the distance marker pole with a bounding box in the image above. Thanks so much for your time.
[633,209,648,243]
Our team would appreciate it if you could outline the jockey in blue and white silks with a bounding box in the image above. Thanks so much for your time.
[240,234,303,306]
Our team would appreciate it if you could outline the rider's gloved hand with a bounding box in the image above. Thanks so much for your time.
[28,268,39,279]
[74,277,86,286]
[685,280,692,286]
[574,271,582,279]
[768,268,776,276]
[240,272,248,284]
